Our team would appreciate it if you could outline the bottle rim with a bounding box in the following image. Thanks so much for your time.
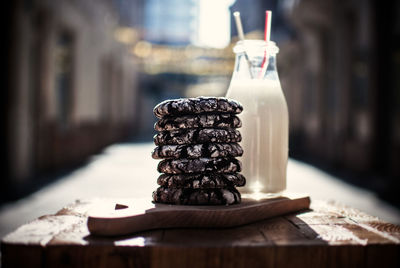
[233,40,279,54]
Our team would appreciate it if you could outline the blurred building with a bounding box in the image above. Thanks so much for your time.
[144,0,197,45]
[4,0,141,198]
[279,0,400,201]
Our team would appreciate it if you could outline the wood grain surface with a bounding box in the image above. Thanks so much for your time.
[2,199,400,268]
[87,194,310,236]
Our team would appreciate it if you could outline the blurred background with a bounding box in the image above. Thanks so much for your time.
[2,0,400,212]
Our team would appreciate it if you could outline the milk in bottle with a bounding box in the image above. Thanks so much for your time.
[226,40,288,196]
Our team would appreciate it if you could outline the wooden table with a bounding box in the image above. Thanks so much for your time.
[2,199,400,268]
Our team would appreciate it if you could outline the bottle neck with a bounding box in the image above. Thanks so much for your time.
[232,52,279,81]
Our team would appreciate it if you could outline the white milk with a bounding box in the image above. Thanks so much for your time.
[226,79,288,194]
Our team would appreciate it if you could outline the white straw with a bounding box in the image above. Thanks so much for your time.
[233,11,253,78]
[233,12,245,41]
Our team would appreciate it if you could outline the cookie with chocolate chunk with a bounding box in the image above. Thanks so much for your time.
[154,113,242,131]
[152,143,243,159]
[153,97,243,119]
[154,128,241,146]
[157,157,242,174]
[157,173,246,188]
[152,186,241,205]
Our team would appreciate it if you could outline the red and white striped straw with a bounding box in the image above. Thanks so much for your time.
[264,10,272,42]
[259,10,272,78]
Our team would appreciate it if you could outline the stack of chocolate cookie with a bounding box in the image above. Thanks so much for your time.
[152,97,246,205]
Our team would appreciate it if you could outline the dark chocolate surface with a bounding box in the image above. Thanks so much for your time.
[154,128,242,146]
[154,113,242,131]
[153,97,243,119]
[157,157,242,174]
[152,186,241,205]
[157,173,246,188]
[152,143,243,159]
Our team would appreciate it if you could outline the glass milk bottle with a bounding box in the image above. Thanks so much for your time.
[226,40,288,197]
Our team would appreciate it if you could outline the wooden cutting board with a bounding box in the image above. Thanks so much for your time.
[87,193,310,236]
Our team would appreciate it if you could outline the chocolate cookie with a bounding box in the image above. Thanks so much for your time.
[154,113,242,131]
[157,173,246,188]
[153,97,243,119]
[154,128,242,146]
[152,143,243,159]
[153,186,241,205]
[157,157,242,174]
